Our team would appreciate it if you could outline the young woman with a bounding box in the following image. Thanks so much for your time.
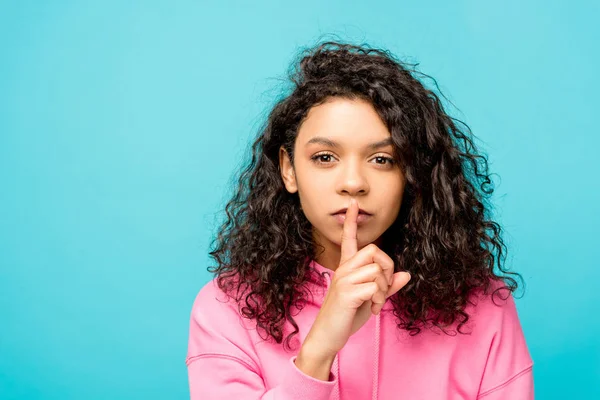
[186,41,533,399]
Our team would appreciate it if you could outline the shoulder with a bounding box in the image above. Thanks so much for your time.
[189,276,251,329]
[186,276,264,374]
[466,279,521,325]
[468,281,534,395]
[187,276,259,366]
[192,277,231,311]
[465,278,533,367]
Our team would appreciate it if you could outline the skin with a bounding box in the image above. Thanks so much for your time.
[279,97,407,271]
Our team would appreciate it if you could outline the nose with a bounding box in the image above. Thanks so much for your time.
[335,158,369,196]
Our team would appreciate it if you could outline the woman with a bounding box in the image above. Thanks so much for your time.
[186,40,533,399]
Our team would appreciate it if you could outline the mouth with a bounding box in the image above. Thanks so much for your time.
[331,212,373,224]
[331,207,372,216]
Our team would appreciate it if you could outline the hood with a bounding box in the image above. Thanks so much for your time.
[306,258,392,400]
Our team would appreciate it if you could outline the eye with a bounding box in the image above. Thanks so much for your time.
[310,152,337,165]
[310,152,397,167]
[372,155,396,167]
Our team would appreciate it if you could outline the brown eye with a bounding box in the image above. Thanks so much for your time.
[371,155,396,167]
[374,156,395,165]
[311,152,336,165]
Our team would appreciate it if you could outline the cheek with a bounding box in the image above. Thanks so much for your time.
[295,181,332,224]
[378,182,404,217]
[296,170,331,197]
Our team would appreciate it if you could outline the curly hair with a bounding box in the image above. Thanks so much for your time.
[207,39,523,351]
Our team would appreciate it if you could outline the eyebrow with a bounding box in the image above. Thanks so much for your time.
[305,136,394,150]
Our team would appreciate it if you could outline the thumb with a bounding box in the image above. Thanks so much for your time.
[385,271,411,298]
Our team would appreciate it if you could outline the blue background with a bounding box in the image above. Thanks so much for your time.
[1,1,598,398]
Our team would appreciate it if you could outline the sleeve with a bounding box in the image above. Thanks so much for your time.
[185,280,338,400]
[476,366,533,399]
[476,292,535,399]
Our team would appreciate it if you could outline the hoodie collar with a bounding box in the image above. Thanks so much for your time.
[307,258,383,400]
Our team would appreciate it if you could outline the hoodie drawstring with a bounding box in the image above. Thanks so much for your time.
[372,312,380,400]
[317,263,381,400]
[330,312,380,400]
[332,353,340,400]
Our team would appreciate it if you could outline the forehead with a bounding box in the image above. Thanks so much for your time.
[297,98,392,146]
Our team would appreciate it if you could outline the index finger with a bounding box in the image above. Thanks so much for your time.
[340,198,358,265]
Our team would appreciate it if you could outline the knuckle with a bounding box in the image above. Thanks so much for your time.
[373,291,384,304]
[367,243,378,254]
[370,262,382,275]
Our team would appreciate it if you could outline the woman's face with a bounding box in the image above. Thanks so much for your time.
[279,97,406,264]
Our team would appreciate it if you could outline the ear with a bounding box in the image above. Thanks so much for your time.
[279,146,298,193]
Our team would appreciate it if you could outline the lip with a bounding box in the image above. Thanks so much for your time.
[332,213,372,224]
[332,207,372,216]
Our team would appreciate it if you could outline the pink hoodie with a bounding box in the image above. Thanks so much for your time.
[186,259,534,399]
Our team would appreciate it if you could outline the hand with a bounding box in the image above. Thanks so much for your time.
[305,198,411,358]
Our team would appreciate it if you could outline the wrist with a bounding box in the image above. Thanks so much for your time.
[295,340,337,381]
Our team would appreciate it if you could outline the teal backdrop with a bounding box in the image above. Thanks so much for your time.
[1,1,598,398]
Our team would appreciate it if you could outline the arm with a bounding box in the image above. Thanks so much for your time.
[186,353,338,400]
[477,365,533,399]
[476,291,534,399]
[186,280,338,400]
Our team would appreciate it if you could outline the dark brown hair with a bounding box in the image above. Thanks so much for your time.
[207,40,523,351]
